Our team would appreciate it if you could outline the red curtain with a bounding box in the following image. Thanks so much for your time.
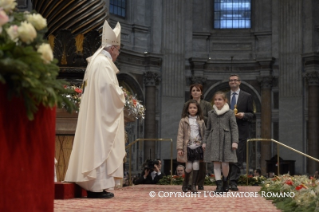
[0,85,56,212]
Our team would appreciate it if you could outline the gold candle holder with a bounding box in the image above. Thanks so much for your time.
[234,104,238,115]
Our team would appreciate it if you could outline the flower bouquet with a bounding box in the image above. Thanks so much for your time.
[62,85,82,111]
[122,87,145,119]
[0,0,76,120]
[260,175,319,212]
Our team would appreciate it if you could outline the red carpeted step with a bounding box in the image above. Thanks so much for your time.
[55,183,87,199]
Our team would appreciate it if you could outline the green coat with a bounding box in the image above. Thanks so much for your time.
[203,109,238,163]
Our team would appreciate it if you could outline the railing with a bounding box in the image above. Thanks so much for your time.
[125,138,174,185]
[246,138,319,185]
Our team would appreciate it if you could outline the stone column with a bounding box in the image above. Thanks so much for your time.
[278,0,304,174]
[305,71,319,174]
[258,76,273,175]
[144,72,160,160]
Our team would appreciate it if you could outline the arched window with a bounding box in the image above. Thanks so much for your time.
[110,0,126,18]
[214,0,251,29]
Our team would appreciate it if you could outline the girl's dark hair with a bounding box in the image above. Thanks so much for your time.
[181,99,203,120]
[189,84,203,99]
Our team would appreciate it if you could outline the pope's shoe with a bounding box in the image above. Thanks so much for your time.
[87,191,114,198]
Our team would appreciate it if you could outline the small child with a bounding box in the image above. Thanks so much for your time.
[177,99,206,192]
[202,91,238,193]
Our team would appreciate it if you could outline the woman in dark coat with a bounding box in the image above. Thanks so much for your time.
[181,84,212,190]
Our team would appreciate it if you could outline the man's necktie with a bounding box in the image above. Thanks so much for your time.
[230,93,237,110]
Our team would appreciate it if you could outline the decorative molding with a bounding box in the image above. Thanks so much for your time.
[257,58,275,69]
[144,72,160,86]
[54,30,78,66]
[132,24,149,33]
[257,76,274,89]
[193,32,211,39]
[252,31,272,36]
[189,57,207,70]
[304,71,319,86]
[190,76,207,85]
[118,51,162,68]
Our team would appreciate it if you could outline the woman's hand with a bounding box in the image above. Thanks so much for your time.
[178,150,183,156]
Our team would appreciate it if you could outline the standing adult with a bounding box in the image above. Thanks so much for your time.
[65,21,125,199]
[226,74,254,191]
[181,84,212,190]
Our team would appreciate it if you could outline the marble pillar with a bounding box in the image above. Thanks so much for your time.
[305,71,319,174]
[278,0,304,174]
[144,72,160,159]
[258,76,273,175]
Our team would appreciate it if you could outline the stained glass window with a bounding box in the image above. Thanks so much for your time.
[214,0,251,29]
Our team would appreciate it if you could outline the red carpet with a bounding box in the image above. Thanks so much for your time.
[54,185,281,211]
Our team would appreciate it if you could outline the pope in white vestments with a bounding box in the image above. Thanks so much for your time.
[65,21,125,198]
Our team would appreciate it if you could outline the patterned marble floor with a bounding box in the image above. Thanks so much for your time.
[54,185,281,212]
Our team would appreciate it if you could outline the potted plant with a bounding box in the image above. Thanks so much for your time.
[0,1,75,211]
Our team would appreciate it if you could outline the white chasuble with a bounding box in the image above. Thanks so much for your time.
[65,53,125,192]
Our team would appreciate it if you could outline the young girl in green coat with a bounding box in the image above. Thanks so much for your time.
[202,91,239,193]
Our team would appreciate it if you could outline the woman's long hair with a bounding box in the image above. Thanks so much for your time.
[189,84,203,99]
[181,99,204,120]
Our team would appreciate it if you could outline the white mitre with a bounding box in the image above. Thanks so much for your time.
[85,21,121,64]
[102,21,121,47]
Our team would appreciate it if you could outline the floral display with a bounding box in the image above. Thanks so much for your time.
[157,174,269,186]
[158,175,184,185]
[237,174,267,186]
[122,87,145,119]
[158,175,216,186]
[62,85,82,111]
[260,175,319,212]
[61,86,145,119]
[0,0,76,120]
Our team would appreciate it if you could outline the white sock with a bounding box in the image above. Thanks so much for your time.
[213,162,222,180]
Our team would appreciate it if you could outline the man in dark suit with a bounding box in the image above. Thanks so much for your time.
[133,159,163,185]
[226,74,254,191]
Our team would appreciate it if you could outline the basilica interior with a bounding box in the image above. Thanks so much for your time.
[17,0,319,180]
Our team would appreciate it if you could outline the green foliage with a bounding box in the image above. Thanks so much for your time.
[158,175,184,185]
[238,174,267,186]
[259,175,319,212]
[158,175,216,186]
[0,7,76,120]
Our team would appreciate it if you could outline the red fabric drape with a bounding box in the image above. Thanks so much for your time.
[0,85,56,212]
